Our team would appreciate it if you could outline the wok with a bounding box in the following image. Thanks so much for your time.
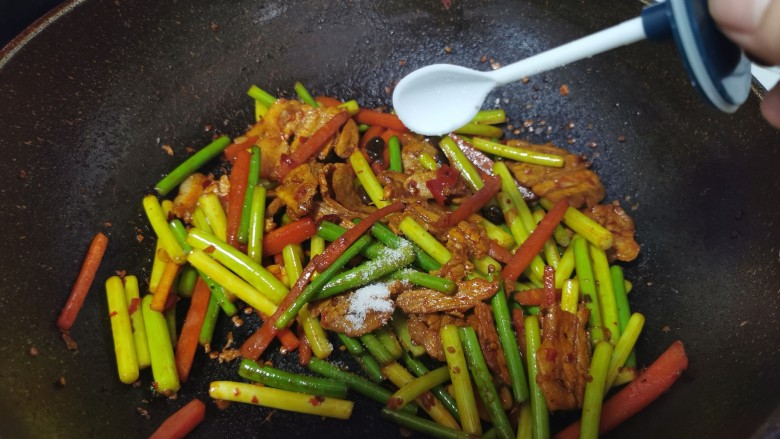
[1,0,778,437]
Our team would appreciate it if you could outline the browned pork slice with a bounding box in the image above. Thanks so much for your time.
[407,313,472,361]
[171,173,226,222]
[396,278,498,314]
[506,140,605,209]
[583,200,640,262]
[474,302,511,385]
[273,162,319,219]
[245,99,344,180]
[535,304,591,411]
[312,282,403,337]
[310,163,376,225]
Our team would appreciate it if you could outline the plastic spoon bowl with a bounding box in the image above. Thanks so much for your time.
[393,0,756,136]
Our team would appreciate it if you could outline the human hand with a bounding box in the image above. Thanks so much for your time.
[709,0,780,127]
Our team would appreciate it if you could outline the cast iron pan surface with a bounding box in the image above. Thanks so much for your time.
[1,0,778,437]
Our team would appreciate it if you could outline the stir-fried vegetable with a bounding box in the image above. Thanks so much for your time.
[58,81,687,439]
[57,232,108,331]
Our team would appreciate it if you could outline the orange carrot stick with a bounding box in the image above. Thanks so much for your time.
[222,136,258,164]
[501,198,568,289]
[175,278,211,382]
[253,310,301,352]
[149,399,206,439]
[315,96,343,107]
[57,232,109,331]
[514,288,563,306]
[380,129,403,144]
[297,325,313,366]
[377,129,404,172]
[359,125,385,150]
[262,217,318,257]
[225,149,251,248]
[239,319,279,360]
[272,111,351,181]
[553,341,689,439]
[354,108,409,132]
[434,174,501,229]
[151,261,180,312]
[277,327,301,352]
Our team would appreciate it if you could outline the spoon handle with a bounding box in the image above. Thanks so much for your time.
[488,16,646,85]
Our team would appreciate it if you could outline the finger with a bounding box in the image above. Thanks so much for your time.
[708,0,770,33]
[709,0,780,65]
[760,86,780,129]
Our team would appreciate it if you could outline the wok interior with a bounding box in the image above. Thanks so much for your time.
[0,0,777,437]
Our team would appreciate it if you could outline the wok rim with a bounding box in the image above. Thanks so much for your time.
[0,0,777,437]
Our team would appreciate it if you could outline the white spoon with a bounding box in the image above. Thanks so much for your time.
[392,0,755,136]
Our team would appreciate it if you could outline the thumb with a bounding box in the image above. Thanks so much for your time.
[709,0,780,65]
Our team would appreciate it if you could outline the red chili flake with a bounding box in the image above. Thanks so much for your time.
[419,392,435,410]
[204,245,216,254]
[136,234,144,243]
[251,395,259,404]
[233,387,241,396]
[127,297,140,315]
[308,396,325,406]
[545,348,557,361]
[109,311,118,318]
[446,346,456,354]
[387,397,404,410]
[115,269,127,278]
[560,84,570,96]
[426,164,460,205]
[452,366,460,374]
[162,145,174,156]
[214,399,231,410]
[29,346,39,356]
[103,222,113,228]
[18,169,27,179]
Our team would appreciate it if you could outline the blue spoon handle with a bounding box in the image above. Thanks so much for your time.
[641,0,753,112]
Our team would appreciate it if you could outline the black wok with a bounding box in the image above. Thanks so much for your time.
[1,0,778,437]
